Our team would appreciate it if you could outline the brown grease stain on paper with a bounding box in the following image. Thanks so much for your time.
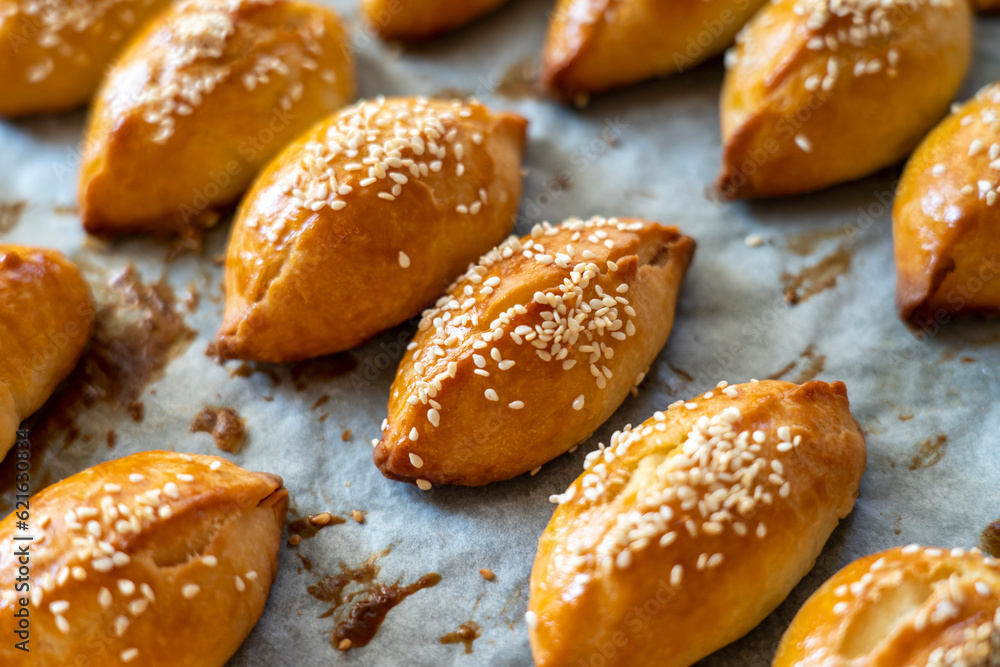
[781,245,852,305]
[908,434,949,470]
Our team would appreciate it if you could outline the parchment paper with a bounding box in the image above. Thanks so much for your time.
[1,2,999,665]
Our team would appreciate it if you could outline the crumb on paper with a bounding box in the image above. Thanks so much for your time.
[338,639,352,651]
[341,428,352,441]
[479,568,494,581]
[310,512,334,526]
[352,509,364,524]
[288,535,302,547]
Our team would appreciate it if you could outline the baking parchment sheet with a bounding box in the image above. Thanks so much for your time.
[2,1,999,664]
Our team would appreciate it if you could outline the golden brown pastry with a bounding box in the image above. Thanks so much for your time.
[528,379,867,666]
[216,96,527,363]
[716,0,972,200]
[0,451,288,665]
[79,0,356,235]
[374,216,696,488]
[977,0,1000,11]
[894,82,1000,327]
[542,0,768,98]
[0,0,172,116]
[0,246,94,461]
[773,545,1000,666]
[362,0,507,40]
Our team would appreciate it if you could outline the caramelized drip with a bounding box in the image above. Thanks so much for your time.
[190,406,245,453]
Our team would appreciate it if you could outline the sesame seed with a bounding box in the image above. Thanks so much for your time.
[98,588,113,608]
[525,611,538,630]
[485,389,499,401]
[509,401,524,409]
[236,576,246,592]
[409,453,424,468]
[182,584,200,599]
[129,474,143,483]
[572,395,585,410]
[794,135,813,152]
[121,648,139,663]
[416,479,432,491]
[409,427,419,441]
[398,251,411,268]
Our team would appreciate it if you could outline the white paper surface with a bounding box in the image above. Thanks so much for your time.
[1,1,998,665]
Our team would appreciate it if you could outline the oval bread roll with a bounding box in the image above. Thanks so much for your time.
[79,0,356,235]
[542,0,768,98]
[528,379,867,666]
[0,246,94,461]
[894,82,1000,328]
[0,451,289,666]
[216,96,528,363]
[374,216,695,487]
[362,0,507,40]
[0,0,172,116]
[717,0,972,199]
[773,545,1000,666]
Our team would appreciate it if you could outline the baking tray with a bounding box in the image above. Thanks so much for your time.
[1,1,999,665]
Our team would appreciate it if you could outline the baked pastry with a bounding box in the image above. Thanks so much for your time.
[716,0,972,199]
[773,545,1000,666]
[361,0,507,40]
[0,245,94,461]
[374,216,696,488]
[216,96,527,362]
[0,450,288,666]
[0,0,172,116]
[542,0,768,98]
[977,0,1000,11]
[79,0,356,235]
[894,82,1000,327]
[528,379,867,666]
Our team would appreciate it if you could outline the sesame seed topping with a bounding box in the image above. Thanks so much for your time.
[562,392,807,584]
[128,474,144,483]
[409,453,424,468]
[121,648,139,663]
[255,97,493,239]
[181,584,200,599]
[399,251,411,268]
[416,479,432,491]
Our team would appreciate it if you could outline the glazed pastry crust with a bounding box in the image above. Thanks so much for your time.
[0,451,289,666]
[978,0,1000,11]
[79,0,356,235]
[217,97,527,363]
[0,246,94,460]
[374,217,695,487]
[0,0,172,117]
[894,83,1000,327]
[716,0,972,199]
[542,0,767,97]
[362,0,507,40]
[773,546,1000,666]
[529,380,866,667]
